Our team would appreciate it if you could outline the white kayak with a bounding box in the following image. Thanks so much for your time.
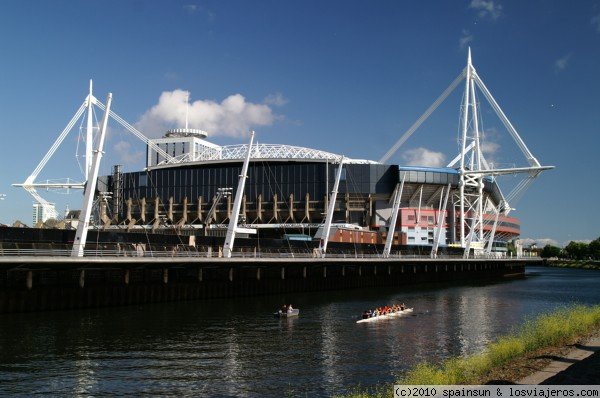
[274,309,300,318]
[356,308,413,324]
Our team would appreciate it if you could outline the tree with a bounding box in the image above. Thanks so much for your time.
[589,237,600,260]
[564,241,589,260]
[507,241,516,256]
[540,244,561,258]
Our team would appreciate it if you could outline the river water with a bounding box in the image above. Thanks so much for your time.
[1,266,599,397]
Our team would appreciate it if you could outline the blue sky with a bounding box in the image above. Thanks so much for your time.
[0,0,599,246]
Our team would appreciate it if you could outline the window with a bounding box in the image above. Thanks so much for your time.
[407,215,415,221]
[139,174,148,187]
[426,172,434,183]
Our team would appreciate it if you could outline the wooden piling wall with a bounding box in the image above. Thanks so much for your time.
[0,258,531,313]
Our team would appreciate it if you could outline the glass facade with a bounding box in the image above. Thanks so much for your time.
[399,169,460,186]
[113,162,398,220]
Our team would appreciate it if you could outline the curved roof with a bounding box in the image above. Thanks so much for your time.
[155,141,379,167]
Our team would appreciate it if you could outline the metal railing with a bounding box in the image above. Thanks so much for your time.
[0,247,533,260]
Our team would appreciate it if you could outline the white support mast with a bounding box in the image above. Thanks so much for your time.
[382,173,406,258]
[14,81,178,208]
[485,198,510,255]
[317,156,345,257]
[458,48,472,247]
[486,206,501,255]
[469,56,484,243]
[416,185,423,227]
[375,47,552,251]
[463,216,476,259]
[71,93,113,257]
[223,132,255,258]
[85,80,94,180]
[431,184,451,258]
[457,47,488,249]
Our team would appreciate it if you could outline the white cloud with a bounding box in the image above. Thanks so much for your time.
[114,140,143,165]
[136,90,276,138]
[479,127,501,164]
[183,4,198,13]
[560,239,592,247]
[264,92,289,107]
[402,147,446,167]
[554,53,571,72]
[481,141,500,155]
[469,0,503,20]
[520,238,560,247]
[183,4,215,21]
[592,14,600,32]
[459,29,474,49]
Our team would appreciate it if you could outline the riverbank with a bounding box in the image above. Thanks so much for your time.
[345,305,600,397]
[545,259,600,270]
[517,332,600,384]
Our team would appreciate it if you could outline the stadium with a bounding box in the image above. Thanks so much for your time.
[15,51,552,257]
[93,126,520,256]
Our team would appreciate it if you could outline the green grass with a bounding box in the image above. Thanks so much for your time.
[343,305,600,397]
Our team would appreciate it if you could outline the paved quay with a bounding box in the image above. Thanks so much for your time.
[518,335,600,384]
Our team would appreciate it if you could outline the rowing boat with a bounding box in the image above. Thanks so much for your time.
[356,308,413,324]
[274,309,300,318]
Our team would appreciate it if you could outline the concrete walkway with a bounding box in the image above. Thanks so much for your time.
[518,335,600,384]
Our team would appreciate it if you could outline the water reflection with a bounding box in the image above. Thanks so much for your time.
[320,304,341,395]
[0,267,599,397]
